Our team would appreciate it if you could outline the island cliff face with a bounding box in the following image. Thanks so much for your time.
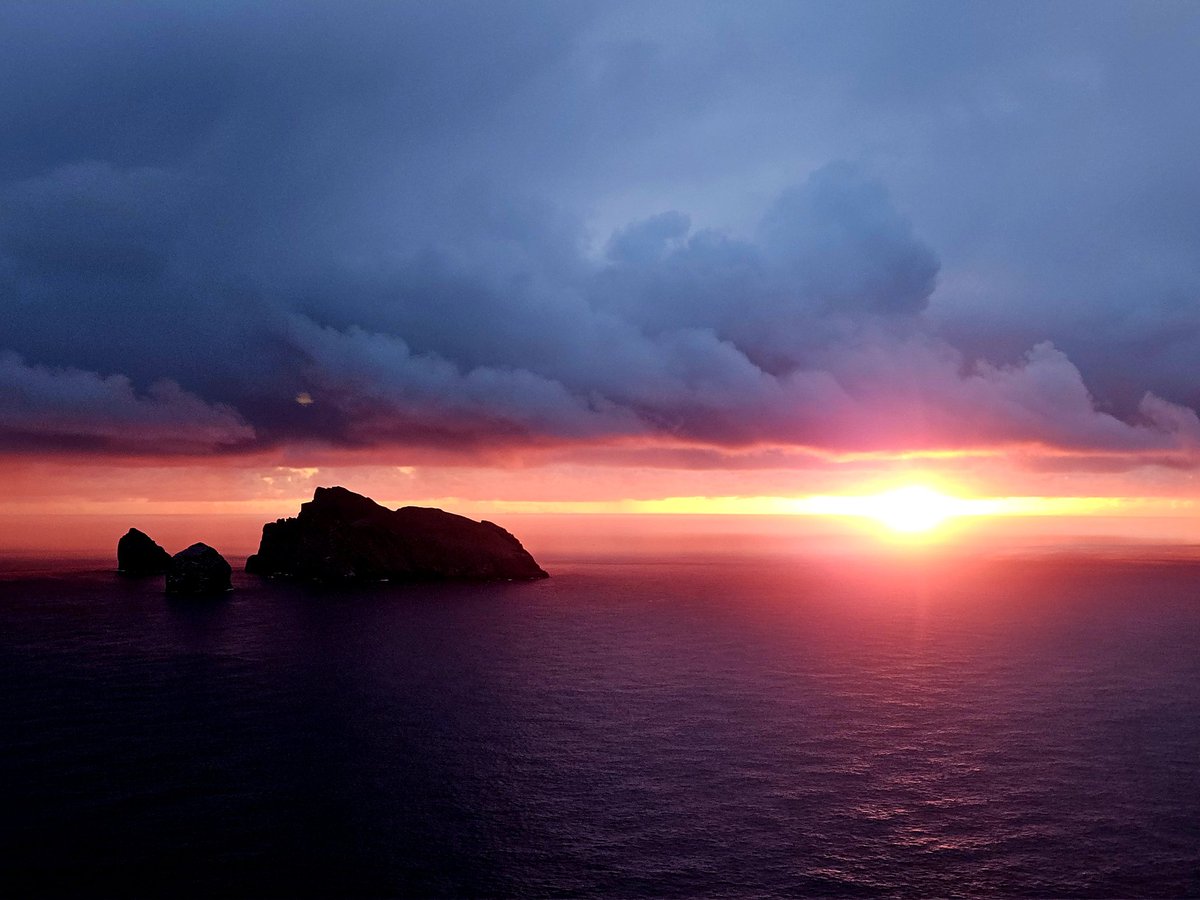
[246,486,549,583]
[117,528,172,575]
[166,543,233,595]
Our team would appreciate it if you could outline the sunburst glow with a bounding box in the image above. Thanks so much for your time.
[793,484,1008,534]
[843,485,984,533]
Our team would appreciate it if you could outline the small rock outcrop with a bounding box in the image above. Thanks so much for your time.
[117,528,172,575]
[246,486,548,583]
[166,543,233,595]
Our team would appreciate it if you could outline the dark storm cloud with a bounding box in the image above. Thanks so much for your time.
[0,352,253,453]
[0,1,1197,463]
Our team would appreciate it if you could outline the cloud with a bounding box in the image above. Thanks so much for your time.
[758,162,939,317]
[590,162,938,375]
[0,352,254,453]
[0,2,1196,472]
[0,157,1195,466]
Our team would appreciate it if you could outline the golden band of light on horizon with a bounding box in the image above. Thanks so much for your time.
[392,489,1196,538]
[1,488,1193,526]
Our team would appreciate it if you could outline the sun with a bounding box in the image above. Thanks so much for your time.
[794,483,999,535]
[858,485,961,533]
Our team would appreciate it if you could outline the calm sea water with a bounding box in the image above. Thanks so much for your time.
[3,540,1200,897]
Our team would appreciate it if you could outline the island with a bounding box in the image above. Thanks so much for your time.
[116,528,172,575]
[165,543,234,595]
[245,486,549,583]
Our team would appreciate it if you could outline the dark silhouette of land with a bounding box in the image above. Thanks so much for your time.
[116,528,172,575]
[165,543,233,595]
[245,486,548,583]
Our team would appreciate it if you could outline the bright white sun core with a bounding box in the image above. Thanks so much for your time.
[793,485,1002,534]
[857,485,962,533]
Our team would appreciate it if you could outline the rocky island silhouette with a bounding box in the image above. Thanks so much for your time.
[118,486,548,592]
[247,486,548,583]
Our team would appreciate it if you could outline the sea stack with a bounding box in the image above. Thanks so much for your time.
[117,528,172,575]
[246,486,548,583]
[166,543,233,595]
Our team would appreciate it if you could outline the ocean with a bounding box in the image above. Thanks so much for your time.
[3,521,1200,896]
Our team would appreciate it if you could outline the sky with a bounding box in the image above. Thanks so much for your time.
[2,0,1199,526]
